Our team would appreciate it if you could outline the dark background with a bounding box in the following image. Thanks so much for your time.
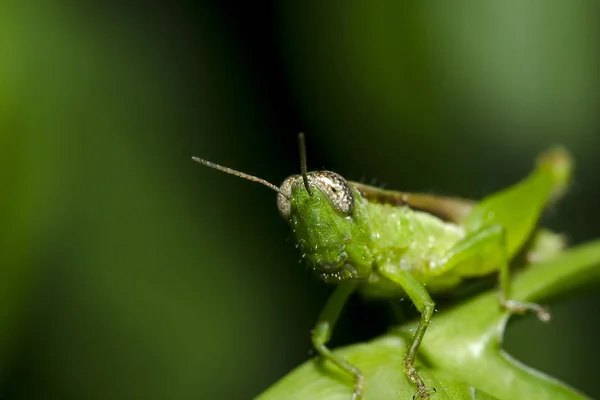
[1,1,599,399]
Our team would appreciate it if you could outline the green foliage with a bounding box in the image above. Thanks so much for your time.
[259,239,600,399]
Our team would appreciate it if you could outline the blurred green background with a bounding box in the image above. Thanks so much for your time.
[1,1,599,399]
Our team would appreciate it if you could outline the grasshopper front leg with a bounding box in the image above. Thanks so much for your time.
[379,265,436,399]
[312,282,364,399]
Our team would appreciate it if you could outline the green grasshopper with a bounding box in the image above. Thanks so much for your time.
[193,134,572,399]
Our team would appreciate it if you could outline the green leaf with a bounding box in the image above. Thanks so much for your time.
[258,239,600,400]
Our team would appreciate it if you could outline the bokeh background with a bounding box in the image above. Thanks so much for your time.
[1,1,599,399]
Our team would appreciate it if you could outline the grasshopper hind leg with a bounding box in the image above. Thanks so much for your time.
[497,229,551,322]
[492,227,551,322]
[378,224,551,397]
[500,299,550,322]
[440,224,551,322]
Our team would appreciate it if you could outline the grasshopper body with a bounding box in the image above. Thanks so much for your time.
[194,136,572,400]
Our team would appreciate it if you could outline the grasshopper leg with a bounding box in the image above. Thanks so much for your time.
[312,283,364,399]
[438,224,551,322]
[379,265,436,399]
[376,224,551,400]
[496,227,551,322]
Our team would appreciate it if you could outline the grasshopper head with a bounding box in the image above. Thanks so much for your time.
[277,171,374,283]
[191,133,374,283]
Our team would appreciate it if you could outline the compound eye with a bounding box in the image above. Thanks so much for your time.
[311,171,354,214]
[277,175,299,220]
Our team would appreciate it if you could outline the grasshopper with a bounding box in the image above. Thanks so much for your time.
[193,134,572,399]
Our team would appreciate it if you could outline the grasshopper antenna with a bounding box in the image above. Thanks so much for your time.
[192,156,290,200]
[298,132,313,196]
